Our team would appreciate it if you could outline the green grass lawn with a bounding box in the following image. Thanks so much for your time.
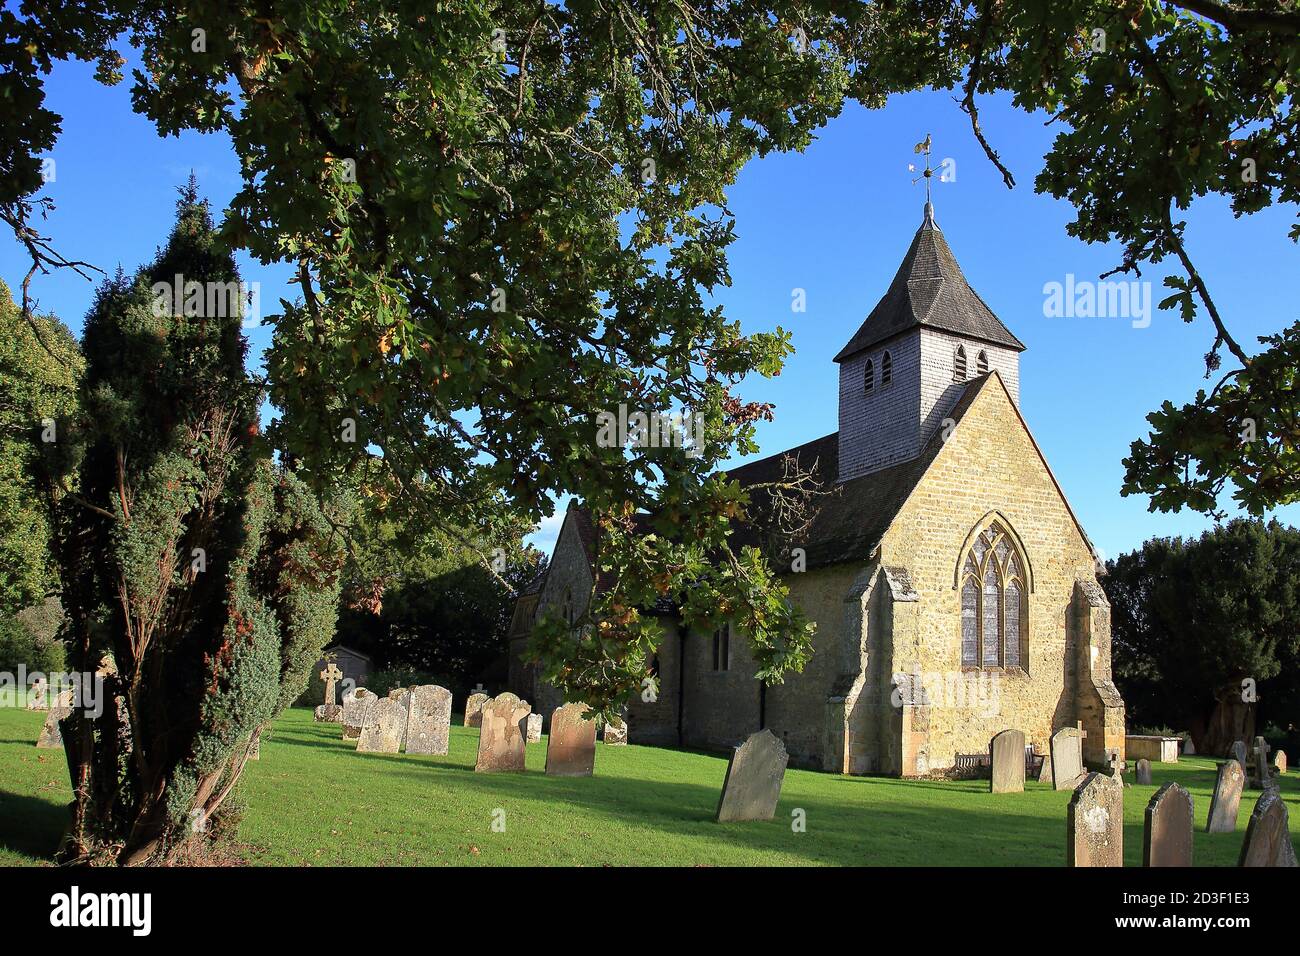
[1,705,1296,866]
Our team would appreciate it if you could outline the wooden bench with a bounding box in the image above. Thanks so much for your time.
[954,747,1044,778]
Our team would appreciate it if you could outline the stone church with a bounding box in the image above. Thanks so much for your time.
[508,203,1126,777]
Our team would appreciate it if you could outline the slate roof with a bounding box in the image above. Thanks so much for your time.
[833,204,1025,362]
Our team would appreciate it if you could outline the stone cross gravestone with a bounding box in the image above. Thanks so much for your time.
[475,693,531,772]
[342,687,376,739]
[524,713,542,744]
[603,718,628,746]
[315,662,344,722]
[36,689,74,749]
[1248,736,1273,790]
[1051,726,1086,791]
[1067,772,1123,867]
[1135,758,1152,786]
[464,692,490,728]
[545,703,597,777]
[1106,749,1127,786]
[357,696,410,754]
[1238,789,1299,867]
[990,729,1025,794]
[1143,782,1192,867]
[1275,750,1287,775]
[716,729,789,823]
[1205,759,1245,833]
[405,685,452,755]
[27,677,47,711]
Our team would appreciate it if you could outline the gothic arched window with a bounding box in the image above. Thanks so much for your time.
[954,345,967,382]
[881,351,893,386]
[977,350,989,375]
[863,358,875,393]
[959,522,1028,670]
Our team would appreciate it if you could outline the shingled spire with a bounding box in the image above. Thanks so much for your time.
[835,204,1024,482]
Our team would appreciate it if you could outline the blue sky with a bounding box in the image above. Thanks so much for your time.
[4,58,1296,561]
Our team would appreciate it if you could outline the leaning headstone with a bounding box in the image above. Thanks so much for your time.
[1143,782,1192,867]
[356,697,409,754]
[342,687,376,740]
[1181,735,1196,756]
[1135,758,1152,786]
[36,690,74,749]
[27,677,48,711]
[546,703,597,777]
[524,713,543,744]
[404,685,452,755]
[716,729,789,823]
[1275,750,1287,775]
[603,718,628,746]
[464,692,490,728]
[1238,789,1299,867]
[474,693,531,772]
[315,661,344,722]
[1205,759,1245,833]
[1067,772,1123,867]
[990,729,1025,794]
[1051,726,1086,791]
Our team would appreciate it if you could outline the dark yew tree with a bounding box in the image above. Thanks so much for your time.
[44,186,346,865]
[1105,519,1300,756]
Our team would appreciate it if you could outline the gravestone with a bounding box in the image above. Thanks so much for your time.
[342,687,376,739]
[1230,739,1248,768]
[36,690,74,749]
[464,692,490,728]
[1135,758,1152,786]
[524,713,543,744]
[315,662,344,722]
[546,703,597,777]
[603,718,628,746]
[1247,736,1273,790]
[1143,782,1192,867]
[1182,735,1195,756]
[356,697,409,754]
[1106,749,1127,787]
[1037,752,1053,785]
[1067,772,1123,867]
[475,693,531,772]
[27,677,47,711]
[1205,759,1245,833]
[1275,750,1287,775]
[1238,789,1299,867]
[404,685,452,755]
[1051,726,1086,791]
[990,729,1025,794]
[716,729,789,823]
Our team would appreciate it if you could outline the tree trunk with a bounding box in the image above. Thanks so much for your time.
[1195,685,1256,757]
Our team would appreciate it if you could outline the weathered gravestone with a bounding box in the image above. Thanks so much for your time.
[1238,788,1299,867]
[357,696,410,754]
[1143,782,1192,867]
[1182,735,1195,756]
[342,687,376,740]
[405,685,452,756]
[1247,736,1273,790]
[716,729,789,823]
[1135,758,1152,786]
[1205,759,1245,833]
[1037,751,1053,785]
[545,703,597,777]
[475,693,531,772]
[27,677,47,711]
[1275,750,1287,775]
[314,662,344,723]
[1230,739,1248,768]
[990,729,1025,794]
[1051,726,1086,791]
[1067,772,1123,867]
[603,718,628,746]
[524,713,542,744]
[1106,749,1127,787]
[36,689,74,749]
[464,692,490,728]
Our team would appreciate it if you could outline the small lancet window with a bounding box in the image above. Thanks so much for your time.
[954,345,967,382]
[863,358,875,393]
[977,350,989,375]
[881,351,893,386]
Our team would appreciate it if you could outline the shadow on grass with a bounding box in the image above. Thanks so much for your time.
[0,790,66,863]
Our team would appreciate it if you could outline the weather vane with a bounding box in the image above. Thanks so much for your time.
[908,133,934,205]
